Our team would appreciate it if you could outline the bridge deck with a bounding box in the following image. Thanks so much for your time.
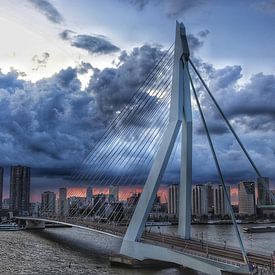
[16,217,273,271]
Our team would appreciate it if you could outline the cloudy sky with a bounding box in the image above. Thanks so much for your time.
[0,0,275,198]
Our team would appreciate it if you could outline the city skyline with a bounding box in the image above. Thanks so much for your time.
[17,180,275,221]
[2,174,271,207]
[1,163,274,208]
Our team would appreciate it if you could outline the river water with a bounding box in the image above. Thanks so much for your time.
[0,224,274,274]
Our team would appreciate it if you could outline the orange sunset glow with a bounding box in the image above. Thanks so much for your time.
[67,186,169,203]
[67,185,241,205]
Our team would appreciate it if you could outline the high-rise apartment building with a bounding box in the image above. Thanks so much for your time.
[257,177,270,205]
[109,184,119,202]
[238,181,256,215]
[41,191,56,215]
[0,167,3,209]
[168,184,179,215]
[192,184,208,216]
[206,182,214,213]
[10,165,31,214]
[86,186,93,204]
[126,193,140,206]
[213,185,231,216]
[124,192,141,220]
[93,194,106,216]
[58,188,67,216]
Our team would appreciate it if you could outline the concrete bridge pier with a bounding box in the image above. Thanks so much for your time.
[25,219,45,230]
[120,240,250,275]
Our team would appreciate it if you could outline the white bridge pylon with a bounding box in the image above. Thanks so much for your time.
[120,22,250,275]
[122,21,192,243]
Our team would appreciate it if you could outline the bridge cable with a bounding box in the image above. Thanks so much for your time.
[76,89,170,220]
[64,63,172,219]
[76,70,173,221]
[187,62,250,267]
[71,44,174,181]
[102,92,172,224]
[69,54,174,192]
[96,97,171,224]
[65,59,173,211]
[71,45,175,181]
[54,55,175,217]
[71,73,172,219]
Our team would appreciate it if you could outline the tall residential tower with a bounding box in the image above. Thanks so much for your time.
[213,185,231,216]
[10,165,31,214]
[192,184,208,216]
[168,184,179,215]
[0,167,3,209]
[58,188,67,216]
[41,191,56,215]
[238,181,256,216]
[257,177,270,205]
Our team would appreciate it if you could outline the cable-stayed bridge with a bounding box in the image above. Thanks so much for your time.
[17,22,275,275]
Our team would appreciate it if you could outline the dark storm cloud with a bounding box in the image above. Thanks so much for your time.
[187,34,204,52]
[32,52,50,71]
[59,29,74,40]
[225,73,275,132]
[59,30,120,55]
[186,58,275,182]
[0,30,274,184]
[125,0,150,10]
[195,120,229,135]
[77,62,93,75]
[28,0,63,24]
[255,0,275,12]
[164,0,206,18]
[121,0,208,17]
[201,64,275,133]
[190,59,275,135]
[87,44,164,116]
[0,44,165,178]
[198,30,210,38]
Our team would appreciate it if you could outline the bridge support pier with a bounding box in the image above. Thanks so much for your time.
[109,254,179,269]
[25,220,45,230]
[120,240,249,275]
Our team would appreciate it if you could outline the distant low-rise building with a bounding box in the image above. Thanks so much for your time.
[124,193,141,219]
[41,191,56,215]
[93,194,106,216]
[105,202,124,221]
[109,184,119,202]
[68,196,86,215]
[29,202,41,216]
[86,186,93,205]
[2,198,10,210]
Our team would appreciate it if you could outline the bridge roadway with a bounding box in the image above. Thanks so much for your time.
[17,217,273,272]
